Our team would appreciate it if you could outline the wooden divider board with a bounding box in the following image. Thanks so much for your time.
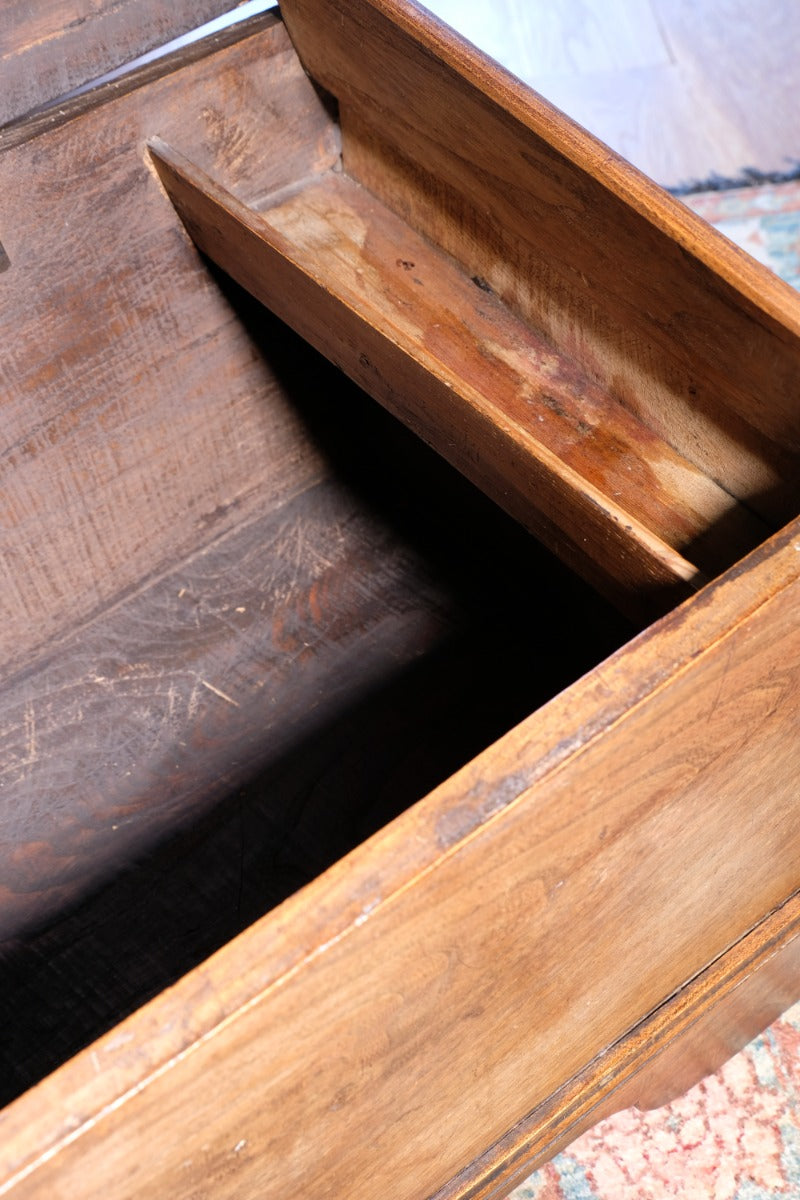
[149,140,706,618]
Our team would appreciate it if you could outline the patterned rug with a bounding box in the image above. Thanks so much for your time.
[511,179,800,1200]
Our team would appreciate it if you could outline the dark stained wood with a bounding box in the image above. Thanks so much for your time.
[0,0,249,127]
[0,314,631,982]
[0,15,339,678]
[279,0,800,532]
[0,8,282,154]
[0,376,632,1100]
[2,507,799,1198]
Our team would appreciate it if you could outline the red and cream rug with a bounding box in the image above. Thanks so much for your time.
[512,1002,800,1199]
[512,178,800,1200]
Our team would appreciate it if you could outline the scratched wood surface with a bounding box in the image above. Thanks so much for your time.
[0,343,632,1100]
[0,0,245,126]
[0,13,339,677]
[2,511,799,1198]
[279,0,800,537]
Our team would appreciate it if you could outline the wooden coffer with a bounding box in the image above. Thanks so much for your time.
[1,3,799,1197]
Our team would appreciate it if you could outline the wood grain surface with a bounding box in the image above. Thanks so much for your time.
[279,0,800,536]
[2,8,799,1199]
[0,14,338,677]
[0,0,248,127]
[2,508,799,1199]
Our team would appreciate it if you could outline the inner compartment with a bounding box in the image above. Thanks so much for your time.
[0,292,632,1107]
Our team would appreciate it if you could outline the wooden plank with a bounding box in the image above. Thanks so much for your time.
[0,8,282,154]
[0,476,457,945]
[154,141,774,619]
[278,0,800,531]
[0,0,252,127]
[2,514,799,1199]
[0,15,339,677]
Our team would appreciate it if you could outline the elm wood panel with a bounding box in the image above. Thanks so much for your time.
[0,511,630,1110]
[3,518,800,1199]
[0,18,340,676]
[150,142,704,620]
[438,889,800,1200]
[0,482,454,944]
[0,332,632,1099]
[0,0,241,126]
[614,907,800,1114]
[279,0,800,526]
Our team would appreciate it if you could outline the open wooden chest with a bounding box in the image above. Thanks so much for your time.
[1,3,799,1197]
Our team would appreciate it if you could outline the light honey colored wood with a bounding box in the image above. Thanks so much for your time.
[437,890,800,1199]
[279,0,800,538]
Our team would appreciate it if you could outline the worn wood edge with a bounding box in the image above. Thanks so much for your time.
[147,137,703,617]
[281,0,800,342]
[0,8,284,154]
[431,889,800,1200]
[217,166,772,579]
[2,513,799,1193]
[0,15,342,687]
[0,0,252,129]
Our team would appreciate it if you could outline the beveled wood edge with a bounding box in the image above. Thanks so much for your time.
[281,0,800,339]
[0,8,283,153]
[2,509,799,1194]
[431,888,800,1200]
